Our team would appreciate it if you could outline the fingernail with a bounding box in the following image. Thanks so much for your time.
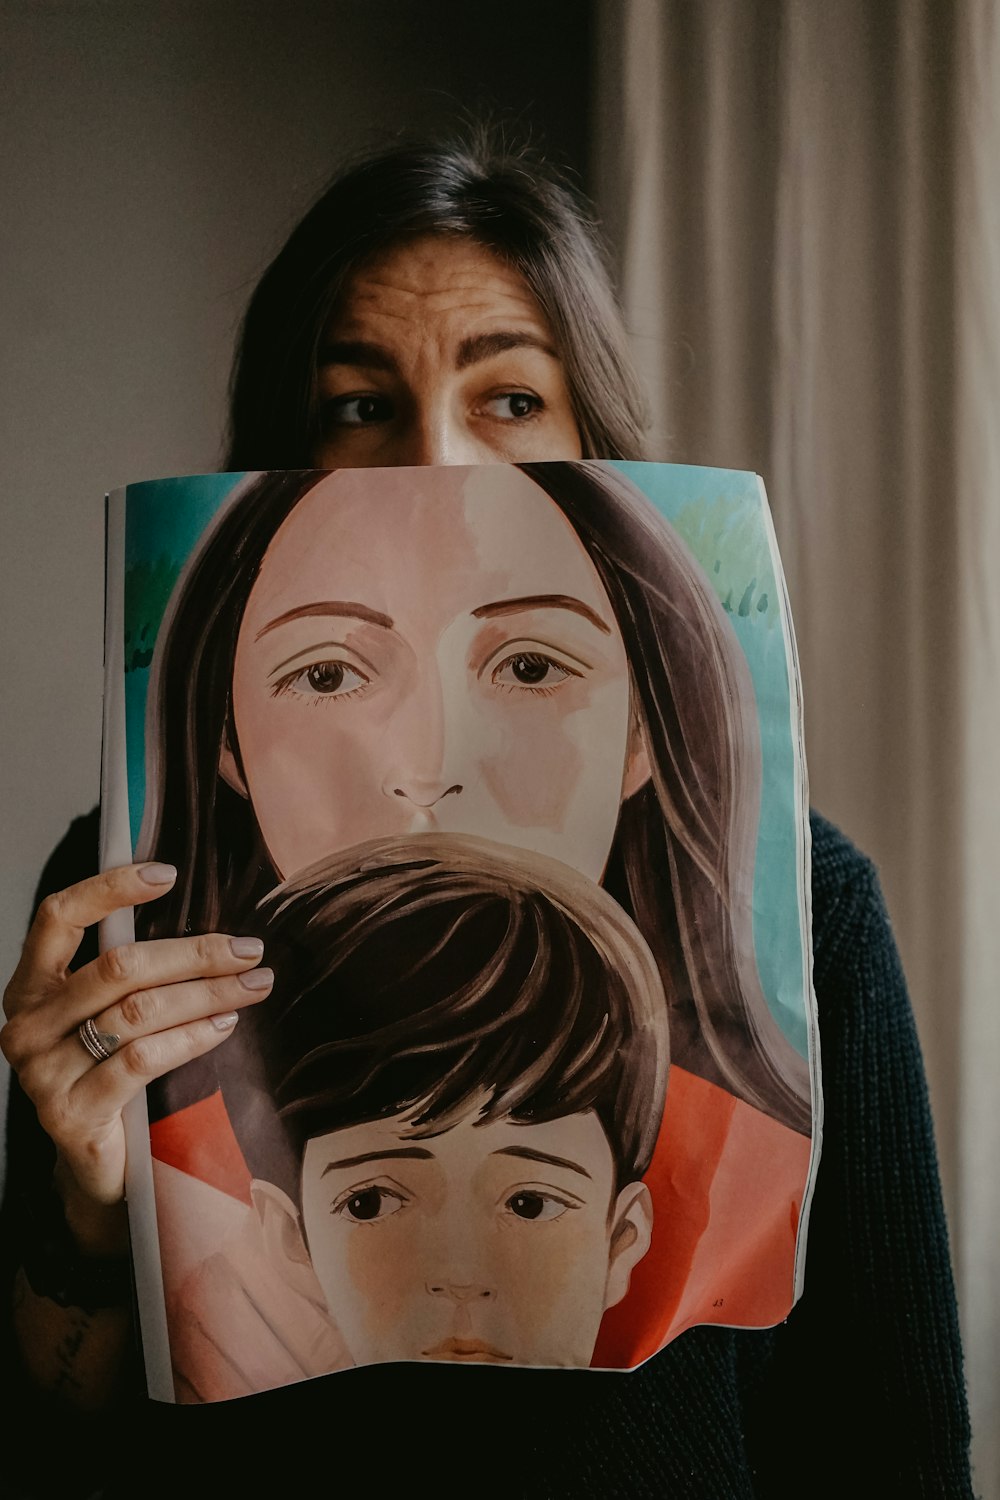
[238,966,274,991]
[212,1012,239,1031]
[230,936,264,959]
[139,862,178,885]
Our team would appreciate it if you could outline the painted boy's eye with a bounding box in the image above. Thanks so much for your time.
[491,653,575,691]
[272,660,370,699]
[504,1191,570,1222]
[334,1186,406,1223]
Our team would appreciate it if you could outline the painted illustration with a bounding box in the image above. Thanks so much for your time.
[106,460,819,1400]
[168,835,668,1398]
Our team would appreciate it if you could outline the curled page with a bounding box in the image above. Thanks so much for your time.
[100,461,821,1403]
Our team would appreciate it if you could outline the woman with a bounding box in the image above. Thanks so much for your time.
[0,133,971,1497]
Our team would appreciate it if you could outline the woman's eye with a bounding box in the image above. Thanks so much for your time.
[333,1186,406,1223]
[483,392,543,421]
[323,394,393,427]
[273,660,370,699]
[491,652,576,691]
[504,1191,570,1223]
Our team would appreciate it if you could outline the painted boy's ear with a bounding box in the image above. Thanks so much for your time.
[219,737,250,798]
[251,1179,313,1269]
[603,1182,654,1311]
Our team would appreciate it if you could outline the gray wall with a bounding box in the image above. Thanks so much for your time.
[0,0,590,1164]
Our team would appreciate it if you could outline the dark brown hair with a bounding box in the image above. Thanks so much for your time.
[137,463,811,1135]
[224,132,648,467]
[241,834,669,1204]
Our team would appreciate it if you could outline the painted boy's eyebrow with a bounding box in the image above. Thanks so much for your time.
[255,601,394,640]
[495,1145,592,1179]
[471,595,612,636]
[320,1146,434,1176]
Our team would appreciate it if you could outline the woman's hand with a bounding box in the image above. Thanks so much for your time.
[1,861,272,1245]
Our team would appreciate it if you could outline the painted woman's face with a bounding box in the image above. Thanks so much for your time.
[226,466,647,883]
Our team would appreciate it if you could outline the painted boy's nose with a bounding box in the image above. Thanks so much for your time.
[427,1281,495,1304]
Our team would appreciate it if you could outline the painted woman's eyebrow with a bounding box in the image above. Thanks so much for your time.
[320,1146,434,1176]
[471,594,612,636]
[255,601,394,641]
[495,1145,592,1179]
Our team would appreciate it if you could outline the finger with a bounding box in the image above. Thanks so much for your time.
[6,863,178,1007]
[2,933,266,1062]
[65,933,267,1032]
[72,1013,247,1121]
[60,968,274,1087]
[37,1013,247,1193]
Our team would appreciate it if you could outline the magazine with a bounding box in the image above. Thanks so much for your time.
[99,460,821,1403]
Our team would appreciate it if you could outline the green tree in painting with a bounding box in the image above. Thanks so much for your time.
[671,494,777,625]
[124,556,180,672]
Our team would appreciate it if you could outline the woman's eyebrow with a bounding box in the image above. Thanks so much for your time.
[472,594,612,635]
[321,1147,434,1176]
[255,601,394,640]
[494,1144,592,1179]
[454,330,558,370]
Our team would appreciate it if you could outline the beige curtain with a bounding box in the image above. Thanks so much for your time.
[592,1,1000,1491]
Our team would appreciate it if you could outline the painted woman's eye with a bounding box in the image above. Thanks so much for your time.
[491,652,576,691]
[504,1191,570,1223]
[273,660,369,699]
[333,1186,406,1223]
[324,394,393,427]
[483,392,543,421]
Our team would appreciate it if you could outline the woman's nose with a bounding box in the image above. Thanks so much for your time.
[397,409,482,467]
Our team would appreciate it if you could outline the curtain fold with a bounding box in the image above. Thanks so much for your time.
[593,1,999,1489]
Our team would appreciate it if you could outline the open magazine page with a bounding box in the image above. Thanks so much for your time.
[100,461,821,1403]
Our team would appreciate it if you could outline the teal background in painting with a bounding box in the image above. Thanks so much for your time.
[123,473,245,847]
[615,463,805,1058]
[121,464,808,1058]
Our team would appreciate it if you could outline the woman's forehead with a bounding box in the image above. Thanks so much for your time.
[244,467,616,626]
[331,234,551,339]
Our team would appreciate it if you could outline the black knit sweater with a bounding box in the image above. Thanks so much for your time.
[1,810,974,1499]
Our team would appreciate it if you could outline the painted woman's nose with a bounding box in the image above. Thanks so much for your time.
[382,657,467,809]
[389,778,463,808]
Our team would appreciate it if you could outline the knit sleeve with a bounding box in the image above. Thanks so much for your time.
[738,822,974,1497]
[0,810,113,1500]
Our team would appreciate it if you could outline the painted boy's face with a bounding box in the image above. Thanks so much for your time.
[299,1108,652,1370]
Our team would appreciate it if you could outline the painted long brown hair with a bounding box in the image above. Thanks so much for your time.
[137,462,810,1134]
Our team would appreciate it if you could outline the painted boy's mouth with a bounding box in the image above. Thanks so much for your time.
[422,1338,513,1364]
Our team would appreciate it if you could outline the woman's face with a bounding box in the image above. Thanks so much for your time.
[225,466,648,883]
[311,235,584,468]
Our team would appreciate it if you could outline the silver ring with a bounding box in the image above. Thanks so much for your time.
[77,1017,121,1063]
